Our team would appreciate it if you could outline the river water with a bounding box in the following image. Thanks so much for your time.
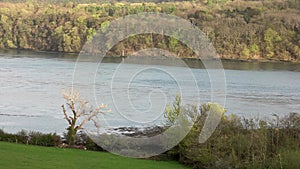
[0,50,299,133]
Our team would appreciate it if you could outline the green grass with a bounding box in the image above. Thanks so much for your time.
[0,142,190,169]
[280,150,300,169]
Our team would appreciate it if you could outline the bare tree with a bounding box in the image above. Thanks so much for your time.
[61,89,108,146]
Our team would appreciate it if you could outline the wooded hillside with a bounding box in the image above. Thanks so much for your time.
[0,0,299,61]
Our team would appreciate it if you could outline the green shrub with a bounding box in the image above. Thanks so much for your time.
[164,97,300,169]
[29,131,61,146]
[0,129,60,146]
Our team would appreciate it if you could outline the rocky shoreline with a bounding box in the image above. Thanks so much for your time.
[97,125,165,137]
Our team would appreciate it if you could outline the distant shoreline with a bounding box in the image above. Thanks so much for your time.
[1,48,299,64]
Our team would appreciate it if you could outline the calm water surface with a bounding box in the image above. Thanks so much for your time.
[0,50,299,133]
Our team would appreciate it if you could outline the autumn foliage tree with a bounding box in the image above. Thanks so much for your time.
[61,90,108,146]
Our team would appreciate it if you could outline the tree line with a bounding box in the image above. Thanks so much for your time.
[0,0,299,61]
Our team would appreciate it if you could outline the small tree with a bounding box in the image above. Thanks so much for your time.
[61,89,108,146]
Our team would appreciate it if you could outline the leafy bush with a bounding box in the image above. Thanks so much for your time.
[164,97,300,169]
[29,131,61,146]
[0,129,60,146]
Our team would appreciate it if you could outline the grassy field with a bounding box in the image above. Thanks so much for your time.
[0,142,190,169]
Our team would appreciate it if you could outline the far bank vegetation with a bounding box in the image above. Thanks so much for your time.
[0,0,299,61]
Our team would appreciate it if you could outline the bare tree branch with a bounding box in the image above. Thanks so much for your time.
[61,89,109,145]
[62,105,72,125]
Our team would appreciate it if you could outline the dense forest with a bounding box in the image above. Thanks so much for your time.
[0,0,299,61]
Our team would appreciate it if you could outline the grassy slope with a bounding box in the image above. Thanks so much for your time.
[0,142,189,169]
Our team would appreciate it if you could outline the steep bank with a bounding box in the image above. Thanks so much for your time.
[0,0,299,61]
